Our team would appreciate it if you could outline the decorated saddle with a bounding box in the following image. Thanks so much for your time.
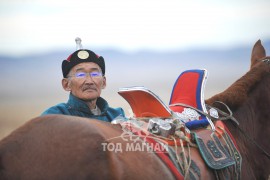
[117,69,242,180]
[169,69,213,130]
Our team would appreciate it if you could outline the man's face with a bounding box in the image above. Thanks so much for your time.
[62,62,106,101]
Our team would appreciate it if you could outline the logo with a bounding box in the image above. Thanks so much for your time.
[77,50,89,59]
[101,122,169,153]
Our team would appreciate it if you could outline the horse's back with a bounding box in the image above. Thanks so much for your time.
[0,115,118,179]
[0,115,176,180]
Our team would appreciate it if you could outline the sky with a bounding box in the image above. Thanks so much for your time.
[0,0,270,56]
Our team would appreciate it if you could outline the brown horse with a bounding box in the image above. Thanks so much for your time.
[206,39,270,179]
[0,115,177,179]
[0,115,217,179]
[0,40,269,180]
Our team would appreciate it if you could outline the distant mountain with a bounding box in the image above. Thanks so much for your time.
[1,39,269,69]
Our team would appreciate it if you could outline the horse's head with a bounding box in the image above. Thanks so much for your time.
[250,39,270,69]
[206,39,270,111]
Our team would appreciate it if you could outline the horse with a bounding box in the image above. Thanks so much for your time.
[0,115,177,179]
[0,40,269,180]
[205,39,270,179]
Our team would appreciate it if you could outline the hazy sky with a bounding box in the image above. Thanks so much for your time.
[0,0,270,56]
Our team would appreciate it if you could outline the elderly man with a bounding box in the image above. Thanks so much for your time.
[42,47,125,122]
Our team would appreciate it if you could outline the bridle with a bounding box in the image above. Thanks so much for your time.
[208,101,270,160]
[170,100,270,159]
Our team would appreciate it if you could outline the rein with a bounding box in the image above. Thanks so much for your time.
[207,101,270,160]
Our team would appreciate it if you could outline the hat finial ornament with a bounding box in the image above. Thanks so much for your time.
[75,37,83,50]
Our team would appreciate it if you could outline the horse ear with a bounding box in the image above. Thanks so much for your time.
[250,39,266,69]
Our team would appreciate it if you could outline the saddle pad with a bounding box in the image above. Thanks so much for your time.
[121,121,184,180]
[192,130,235,170]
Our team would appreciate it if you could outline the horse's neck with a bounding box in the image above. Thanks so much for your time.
[224,74,270,179]
[206,62,269,111]
[230,73,270,132]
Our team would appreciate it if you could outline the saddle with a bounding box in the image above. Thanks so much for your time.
[117,69,242,180]
[169,69,212,130]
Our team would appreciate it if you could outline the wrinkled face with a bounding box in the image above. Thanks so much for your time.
[62,62,106,101]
